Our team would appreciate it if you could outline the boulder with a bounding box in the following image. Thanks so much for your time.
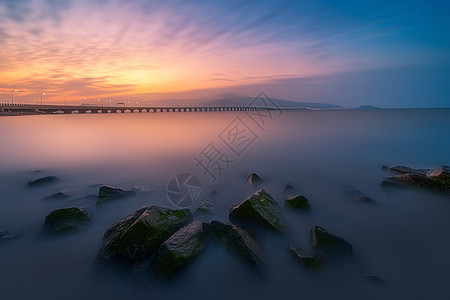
[96,206,192,263]
[28,176,61,187]
[203,221,264,270]
[288,246,320,269]
[229,189,285,232]
[45,207,91,234]
[363,275,386,285]
[285,195,311,210]
[309,226,352,257]
[247,173,263,186]
[344,186,376,204]
[43,192,68,200]
[97,186,137,204]
[153,221,207,278]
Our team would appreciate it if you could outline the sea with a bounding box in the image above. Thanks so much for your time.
[0,109,449,300]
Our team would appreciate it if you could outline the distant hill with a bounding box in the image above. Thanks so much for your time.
[353,105,380,110]
[209,96,343,110]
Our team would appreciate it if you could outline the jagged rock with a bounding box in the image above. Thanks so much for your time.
[203,221,264,270]
[247,173,263,186]
[285,195,311,210]
[0,231,21,241]
[43,192,68,200]
[309,226,353,257]
[45,207,91,234]
[97,186,137,204]
[288,246,320,268]
[386,173,450,192]
[229,189,285,232]
[96,206,192,263]
[28,176,61,187]
[153,221,207,278]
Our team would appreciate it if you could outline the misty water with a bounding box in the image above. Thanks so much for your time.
[0,109,449,300]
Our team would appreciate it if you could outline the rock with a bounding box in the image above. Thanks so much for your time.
[28,176,61,187]
[153,221,207,278]
[284,182,295,192]
[344,186,376,204]
[45,207,91,234]
[203,221,264,270]
[288,246,320,269]
[387,165,428,175]
[97,186,137,204]
[0,231,21,241]
[229,189,285,232]
[132,185,152,193]
[195,199,215,214]
[309,226,353,257]
[96,206,192,263]
[43,192,68,200]
[386,173,450,192]
[378,180,401,193]
[363,275,387,285]
[247,173,263,186]
[285,195,311,210]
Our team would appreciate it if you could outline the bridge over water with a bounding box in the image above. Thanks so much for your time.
[0,103,279,115]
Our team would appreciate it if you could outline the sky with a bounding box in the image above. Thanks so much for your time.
[0,0,449,107]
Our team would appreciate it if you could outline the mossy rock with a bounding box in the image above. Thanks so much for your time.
[229,189,285,232]
[45,207,91,234]
[309,226,352,257]
[288,246,321,269]
[285,195,311,210]
[203,221,264,271]
[97,186,137,204]
[97,206,193,263]
[153,221,207,278]
[28,176,61,187]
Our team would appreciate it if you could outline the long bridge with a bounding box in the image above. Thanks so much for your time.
[0,103,278,115]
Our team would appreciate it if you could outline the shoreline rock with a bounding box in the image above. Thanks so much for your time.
[97,186,137,204]
[45,207,91,234]
[285,195,311,210]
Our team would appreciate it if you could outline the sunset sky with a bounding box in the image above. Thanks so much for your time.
[1,0,449,107]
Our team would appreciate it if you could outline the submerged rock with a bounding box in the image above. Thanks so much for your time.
[309,226,353,257]
[363,275,387,285]
[247,173,263,186]
[43,192,69,200]
[45,207,91,234]
[0,231,21,241]
[203,221,264,271]
[344,186,376,204]
[153,221,207,278]
[195,199,215,214]
[28,176,61,187]
[288,246,320,269]
[96,206,192,263]
[97,186,137,204]
[285,195,311,210]
[229,189,285,232]
[386,165,429,175]
[284,182,295,192]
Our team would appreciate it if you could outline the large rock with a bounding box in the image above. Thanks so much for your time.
[97,186,137,204]
[229,189,285,232]
[96,206,192,263]
[309,226,353,257]
[203,221,264,270]
[28,176,61,187]
[383,165,450,192]
[288,246,320,269]
[153,221,207,278]
[45,207,91,234]
[285,195,311,210]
